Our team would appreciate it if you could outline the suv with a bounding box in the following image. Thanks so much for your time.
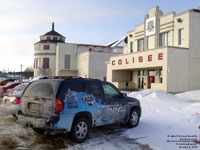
[17,78,141,143]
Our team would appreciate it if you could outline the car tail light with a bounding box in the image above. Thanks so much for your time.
[12,97,21,104]
[54,99,64,112]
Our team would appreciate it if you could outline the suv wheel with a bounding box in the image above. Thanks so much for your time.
[127,109,140,128]
[70,118,90,143]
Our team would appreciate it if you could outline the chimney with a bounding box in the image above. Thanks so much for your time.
[52,22,54,31]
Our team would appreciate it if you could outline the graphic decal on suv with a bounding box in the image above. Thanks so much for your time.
[82,94,96,105]
[94,105,126,123]
[64,89,79,109]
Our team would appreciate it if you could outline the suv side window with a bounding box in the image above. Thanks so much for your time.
[57,80,84,100]
[84,81,91,94]
[102,82,121,99]
[89,81,102,98]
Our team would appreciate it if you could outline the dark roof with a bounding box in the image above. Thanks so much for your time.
[44,30,65,37]
[192,9,200,13]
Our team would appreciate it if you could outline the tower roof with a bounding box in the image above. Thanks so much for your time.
[43,22,65,37]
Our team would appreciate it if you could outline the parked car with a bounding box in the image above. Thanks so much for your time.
[0,82,21,97]
[0,79,16,86]
[0,83,29,117]
[17,78,141,143]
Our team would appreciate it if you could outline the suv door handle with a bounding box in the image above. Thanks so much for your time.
[88,102,93,106]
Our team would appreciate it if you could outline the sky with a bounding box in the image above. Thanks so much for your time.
[0,0,199,72]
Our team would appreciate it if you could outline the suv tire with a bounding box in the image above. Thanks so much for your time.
[127,109,140,128]
[70,118,90,143]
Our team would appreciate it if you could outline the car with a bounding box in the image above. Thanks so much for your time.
[0,79,16,86]
[17,77,141,143]
[0,83,29,117]
[0,82,21,97]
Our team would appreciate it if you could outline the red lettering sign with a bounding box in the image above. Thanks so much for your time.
[118,59,122,65]
[148,55,152,62]
[138,56,143,62]
[132,57,134,63]
[112,60,115,65]
[125,58,129,64]
[158,53,163,60]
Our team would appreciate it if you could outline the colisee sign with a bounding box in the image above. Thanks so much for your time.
[111,53,163,66]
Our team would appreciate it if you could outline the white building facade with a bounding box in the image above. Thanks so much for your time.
[106,6,200,93]
[34,23,123,81]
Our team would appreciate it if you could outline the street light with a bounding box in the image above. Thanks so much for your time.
[21,64,22,81]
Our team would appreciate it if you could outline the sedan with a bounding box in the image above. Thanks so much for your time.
[0,82,21,97]
[0,83,28,117]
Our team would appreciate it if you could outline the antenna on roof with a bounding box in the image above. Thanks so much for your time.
[52,22,54,31]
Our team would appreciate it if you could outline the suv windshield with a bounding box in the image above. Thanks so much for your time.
[23,80,60,98]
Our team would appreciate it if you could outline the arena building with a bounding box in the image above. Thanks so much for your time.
[106,6,200,93]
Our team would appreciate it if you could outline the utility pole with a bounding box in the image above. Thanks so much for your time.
[21,64,23,81]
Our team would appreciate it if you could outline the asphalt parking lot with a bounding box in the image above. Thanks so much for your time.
[0,106,152,150]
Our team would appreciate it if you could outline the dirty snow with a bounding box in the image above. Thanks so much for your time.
[124,89,200,150]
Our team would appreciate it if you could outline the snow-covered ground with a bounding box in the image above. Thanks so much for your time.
[0,89,199,150]
[124,89,200,150]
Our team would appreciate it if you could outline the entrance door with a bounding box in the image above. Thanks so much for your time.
[148,76,155,89]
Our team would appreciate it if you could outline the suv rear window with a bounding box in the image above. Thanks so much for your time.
[23,81,58,98]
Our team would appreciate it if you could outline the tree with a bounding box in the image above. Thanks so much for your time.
[23,66,34,79]
[38,68,52,76]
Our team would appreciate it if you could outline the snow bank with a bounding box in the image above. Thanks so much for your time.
[124,89,200,150]
[176,90,200,102]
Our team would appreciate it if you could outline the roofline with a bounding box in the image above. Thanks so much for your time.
[77,43,110,48]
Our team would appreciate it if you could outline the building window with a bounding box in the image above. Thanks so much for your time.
[37,45,41,50]
[148,70,155,76]
[35,58,41,69]
[43,58,49,69]
[137,38,144,51]
[130,42,133,53]
[34,58,36,69]
[53,37,57,40]
[160,69,163,83]
[65,55,70,69]
[46,37,51,40]
[43,45,50,50]
[159,32,168,47]
[130,71,133,81]
[59,37,63,41]
[138,70,144,89]
[178,28,183,45]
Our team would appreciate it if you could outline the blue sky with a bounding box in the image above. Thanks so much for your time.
[0,0,199,72]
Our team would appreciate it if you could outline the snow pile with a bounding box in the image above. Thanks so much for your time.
[123,89,200,150]
[176,90,200,102]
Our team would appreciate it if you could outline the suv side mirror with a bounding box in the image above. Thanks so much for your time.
[121,93,127,98]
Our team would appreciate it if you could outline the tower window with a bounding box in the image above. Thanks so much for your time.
[43,58,49,69]
[43,45,50,50]
[53,37,57,40]
[46,37,51,40]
